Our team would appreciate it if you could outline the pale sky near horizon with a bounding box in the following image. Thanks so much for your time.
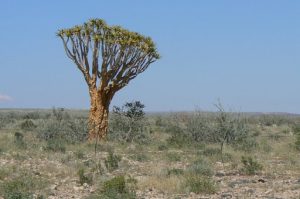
[0,1,299,113]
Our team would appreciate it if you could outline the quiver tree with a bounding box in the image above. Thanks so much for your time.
[57,19,159,140]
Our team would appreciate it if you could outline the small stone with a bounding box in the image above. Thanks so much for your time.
[83,183,89,188]
[221,193,232,198]
[50,184,58,190]
[216,171,226,177]
[258,179,266,183]
[73,186,84,191]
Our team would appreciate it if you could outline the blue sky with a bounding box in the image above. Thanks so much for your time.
[0,1,299,113]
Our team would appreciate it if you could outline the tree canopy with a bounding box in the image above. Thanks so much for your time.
[57,18,160,93]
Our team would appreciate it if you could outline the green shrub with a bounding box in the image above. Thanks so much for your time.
[293,124,300,134]
[105,152,121,172]
[95,176,136,199]
[295,134,300,151]
[166,125,193,148]
[241,156,263,175]
[45,139,66,153]
[166,152,181,162]
[185,175,217,194]
[20,119,36,131]
[157,144,168,151]
[109,101,149,144]
[37,108,88,143]
[104,176,126,194]
[14,132,26,149]
[167,168,184,176]
[130,153,149,162]
[232,135,257,152]
[77,168,92,185]
[0,172,47,199]
[75,150,85,159]
[202,147,221,157]
[187,159,213,177]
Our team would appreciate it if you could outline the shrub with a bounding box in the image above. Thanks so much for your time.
[202,147,222,157]
[37,110,88,144]
[157,144,168,151]
[14,132,26,149]
[109,101,149,144]
[166,152,181,162]
[295,133,300,151]
[185,175,217,194]
[166,125,193,148]
[105,152,121,172]
[167,168,184,176]
[92,176,137,199]
[45,139,66,153]
[292,123,300,134]
[104,176,126,194]
[241,156,263,175]
[130,153,149,162]
[20,119,36,131]
[77,168,92,185]
[187,159,214,177]
[0,172,47,199]
[75,150,85,159]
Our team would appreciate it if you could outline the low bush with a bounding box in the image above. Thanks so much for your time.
[294,133,300,151]
[105,152,121,172]
[166,152,181,162]
[14,132,27,149]
[166,125,193,148]
[37,108,88,143]
[130,153,149,162]
[0,171,47,199]
[187,159,214,177]
[77,168,93,185]
[20,119,36,131]
[185,175,217,194]
[241,156,263,175]
[45,139,66,153]
[88,176,137,199]
[167,168,184,176]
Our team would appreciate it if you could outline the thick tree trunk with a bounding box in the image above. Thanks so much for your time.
[88,88,111,140]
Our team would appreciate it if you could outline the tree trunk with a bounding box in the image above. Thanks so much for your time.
[88,88,111,140]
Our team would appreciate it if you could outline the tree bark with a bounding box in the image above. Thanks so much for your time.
[88,88,111,140]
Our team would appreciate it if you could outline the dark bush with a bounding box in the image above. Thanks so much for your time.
[241,156,263,175]
[185,175,217,194]
[105,152,121,172]
[45,139,66,153]
[20,119,36,131]
[77,168,93,185]
[91,176,137,199]
[14,132,26,149]
[109,101,149,144]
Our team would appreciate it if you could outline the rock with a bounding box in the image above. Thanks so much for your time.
[258,179,266,183]
[50,184,58,190]
[83,183,89,188]
[89,187,96,193]
[216,171,226,177]
[73,186,84,191]
[221,192,233,198]
[228,179,251,188]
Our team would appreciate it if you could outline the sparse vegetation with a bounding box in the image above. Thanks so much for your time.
[105,151,121,172]
[241,156,263,175]
[0,108,299,198]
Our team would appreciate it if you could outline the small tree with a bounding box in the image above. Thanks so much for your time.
[57,19,159,140]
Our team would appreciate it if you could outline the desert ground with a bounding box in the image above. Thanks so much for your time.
[0,108,300,199]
